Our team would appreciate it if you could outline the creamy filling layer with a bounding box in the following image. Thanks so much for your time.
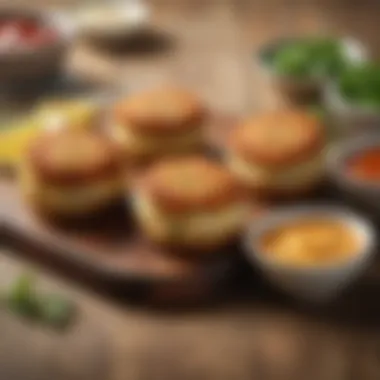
[133,191,249,244]
[20,163,124,213]
[111,123,203,157]
[227,153,324,190]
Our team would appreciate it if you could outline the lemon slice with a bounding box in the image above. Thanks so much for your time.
[0,99,100,170]
[0,119,41,168]
[34,99,100,131]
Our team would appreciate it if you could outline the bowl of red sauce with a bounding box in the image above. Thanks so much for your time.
[328,135,380,212]
[0,8,73,85]
[347,147,380,183]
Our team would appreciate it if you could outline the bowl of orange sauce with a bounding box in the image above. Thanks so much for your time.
[328,135,380,212]
[244,205,375,301]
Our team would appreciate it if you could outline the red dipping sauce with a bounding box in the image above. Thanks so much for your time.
[347,147,380,183]
[0,18,57,52]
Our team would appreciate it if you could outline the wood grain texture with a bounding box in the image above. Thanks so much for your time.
[2,1,380,380]
[0,254,111,380]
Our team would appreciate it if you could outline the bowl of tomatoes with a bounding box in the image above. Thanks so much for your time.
[0,8,74,86]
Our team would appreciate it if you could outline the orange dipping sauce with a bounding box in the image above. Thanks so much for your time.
[260,218,360,267]
[347,148,380,183]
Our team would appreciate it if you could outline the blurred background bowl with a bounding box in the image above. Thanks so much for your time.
[0,8,73,88]
[74,1,150,44]
[243,205,375,302]
[324,77,380,139]
[327,134,380,213]
[257,37,368,105]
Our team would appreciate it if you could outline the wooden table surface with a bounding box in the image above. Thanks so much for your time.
[2,1,380,379]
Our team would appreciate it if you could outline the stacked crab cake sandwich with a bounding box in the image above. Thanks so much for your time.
[20,128,125,218]
[133,156,250,251]
[226,110,325,197]
[111,87,207,163]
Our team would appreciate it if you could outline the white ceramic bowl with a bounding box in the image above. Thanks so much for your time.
[244,205,375,302]
[327,134,380,212]
[0,9,73,85]
[75,1,150,41]
[258,37,368,105]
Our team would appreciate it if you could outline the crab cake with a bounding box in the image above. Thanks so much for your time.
[20,129,125,217]
[111,88,207,162]
[133,156,249,250]
[226,110,325,196]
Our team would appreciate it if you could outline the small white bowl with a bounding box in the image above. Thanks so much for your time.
[327,134,380,212]
[258,37,368,105]
[75,1,150,41]
[244,205,375,302]
[0,9,73,85]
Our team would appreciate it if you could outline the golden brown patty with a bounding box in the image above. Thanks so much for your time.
[27,129,124,186]
[114,88,207,136]
[229,111,323,167]
[140,156,246,214]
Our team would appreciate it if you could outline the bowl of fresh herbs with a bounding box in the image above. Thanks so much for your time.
[324,62,380,136]
[258,36,367,104]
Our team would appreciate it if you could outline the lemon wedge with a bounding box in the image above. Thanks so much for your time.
[34,99,100,131]
[0,99,100,170]
[0,119,41,168]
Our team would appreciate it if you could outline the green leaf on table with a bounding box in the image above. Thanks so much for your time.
[6,273,40,319]
[4,273,76,330]
[38,295,76,329]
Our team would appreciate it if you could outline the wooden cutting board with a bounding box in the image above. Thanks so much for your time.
[1,113,260,305]
[2,185,238,305]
